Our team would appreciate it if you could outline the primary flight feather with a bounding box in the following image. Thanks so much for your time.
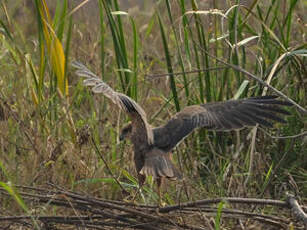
[72,61,292,202]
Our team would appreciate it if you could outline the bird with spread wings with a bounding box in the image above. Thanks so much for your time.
[72,61,292,203]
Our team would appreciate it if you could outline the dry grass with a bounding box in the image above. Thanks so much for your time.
[0,0,306,229]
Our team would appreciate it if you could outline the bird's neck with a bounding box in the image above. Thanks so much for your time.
[131,134,149,149]
[130,127,152,155]
[130,120,152,149]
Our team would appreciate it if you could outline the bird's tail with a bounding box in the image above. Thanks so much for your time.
[140,151,182,180]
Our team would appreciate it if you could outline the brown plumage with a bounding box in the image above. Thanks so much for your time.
[73,61,292,203]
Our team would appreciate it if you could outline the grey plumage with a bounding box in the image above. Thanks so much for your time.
[73,61,292,201]
[153,96,292,152]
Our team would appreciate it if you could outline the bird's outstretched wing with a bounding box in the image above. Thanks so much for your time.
[153,96,292,152]
[72,61,153,144]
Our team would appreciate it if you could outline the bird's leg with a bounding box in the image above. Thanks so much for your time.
[131,174,146,202]
[156,177,163,206]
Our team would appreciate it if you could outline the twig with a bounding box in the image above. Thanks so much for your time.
[196,47,307,114]
[183,206,288,223]
[287,193,307,224]
[258,139,295,199]
[145,67,227,79]
[1,186,305,229]
[90,136,129,195]
[158,197,288,213]
[260,129,307,139]
[0,95,41,156]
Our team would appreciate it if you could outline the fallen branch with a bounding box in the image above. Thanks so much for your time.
[0,185,305,230]
[287,193,307,225]
[158,197,288,213]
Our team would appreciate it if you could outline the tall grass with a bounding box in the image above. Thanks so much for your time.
[0,1,306,225]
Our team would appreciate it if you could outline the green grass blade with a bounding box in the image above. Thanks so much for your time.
[191,0,211,102]
[0,182,28,212]
[0,19,13,41]
[130,17,139,101]
[64,15,72,95]
[165,0,189,102]
[284,0,298,46]
[98,0,105,77]
[55,0,68,41]
[101,0,131,95]
[157,13,180,111]
[215,201,225,230]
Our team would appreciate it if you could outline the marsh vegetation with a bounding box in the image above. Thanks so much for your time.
[0,0,306,229]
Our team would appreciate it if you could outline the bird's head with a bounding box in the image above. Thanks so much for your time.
[119,122,132,141]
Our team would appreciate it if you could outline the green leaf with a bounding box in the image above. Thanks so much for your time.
[111,11,128,16]
[215,201,225,230]
[0,182,28,212]
[233,80,249,99]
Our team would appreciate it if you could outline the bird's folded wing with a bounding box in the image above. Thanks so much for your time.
[153,96,292,152]
[72,61,153,144]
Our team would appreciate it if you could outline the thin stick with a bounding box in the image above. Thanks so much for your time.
[90,136,128,195]
[260,129,307,139]
[159,197,288,213]
[197,47,306,114]
[1,186,304,229]
[145,67,227,79]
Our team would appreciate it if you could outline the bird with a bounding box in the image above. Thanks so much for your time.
[72,61,292,204]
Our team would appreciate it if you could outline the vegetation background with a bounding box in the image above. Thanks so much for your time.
[0,0,306,229]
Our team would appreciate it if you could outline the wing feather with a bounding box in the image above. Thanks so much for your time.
[153,96,292,152]
[72,61,153,144]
